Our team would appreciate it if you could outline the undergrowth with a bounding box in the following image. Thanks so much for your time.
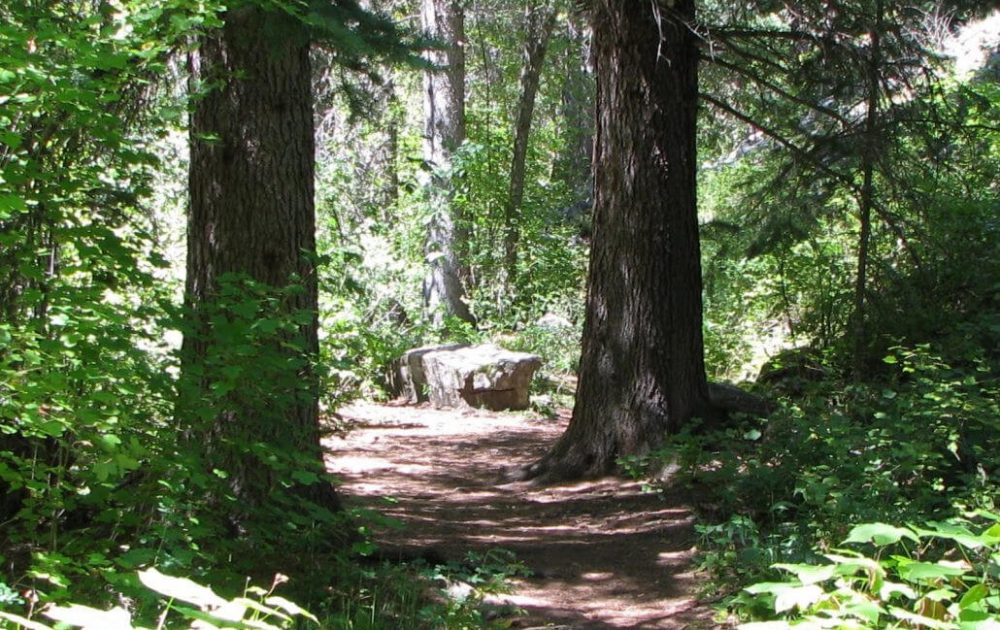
[632,344,999,626]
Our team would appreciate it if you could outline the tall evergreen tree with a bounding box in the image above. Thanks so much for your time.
[182,0,419,538]
[184,3,338,529]
[523,0,709,481]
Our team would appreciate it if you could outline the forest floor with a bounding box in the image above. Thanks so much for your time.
[325,401,722,629]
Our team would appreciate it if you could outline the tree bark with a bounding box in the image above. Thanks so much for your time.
[183,5,339,526]
[522,0,709,482]
[422,0,475,326]
[503,3,557,291]
[852,0,882,377]
[558,9,595,202]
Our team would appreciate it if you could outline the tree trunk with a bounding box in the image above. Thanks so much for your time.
[183,5,339,527]
[852,0,882,377]
[422,0,475,326]
[503,3,557,291]
[558,9,595,202]
[523,0,709,482]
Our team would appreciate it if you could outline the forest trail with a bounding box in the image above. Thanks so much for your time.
[325,402,718,629]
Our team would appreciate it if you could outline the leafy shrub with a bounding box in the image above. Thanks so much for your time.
[738,518,1000,629]
[0,569,317,629]
[643,344,997,602]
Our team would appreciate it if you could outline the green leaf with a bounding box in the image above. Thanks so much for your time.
[843,523,920,546]
[773,563,837,585]
[914,522,989,549]
[896,560,968,582]
[43,604,132,628]
[0,611,53,630]
[843,598,885,624]
[100,434,122,450]
[880,580,918,600]
[745,581,802,595]
[981,523,1000,545]
[264,595,318,623]
[888,606,958,629]
[0,130,21,149]
[958,583,989,609]
[138,568,227,609]
[774,584,825,613]
[291,470,319,485]
[0,193,27,219]
[234,597,288,622]
[169,604,258,629]
[38,420,67,437]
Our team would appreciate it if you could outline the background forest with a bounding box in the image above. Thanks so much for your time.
[0,0,998,628]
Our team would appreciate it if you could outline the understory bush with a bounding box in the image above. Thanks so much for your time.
[0,549,527,629]
[738,517,1000,628]
[643,344,998,606]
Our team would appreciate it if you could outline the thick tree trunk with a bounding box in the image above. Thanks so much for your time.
[422,0,475,326]
[523,0,709,482]
[183,6,338,524]
[503,3,557,291]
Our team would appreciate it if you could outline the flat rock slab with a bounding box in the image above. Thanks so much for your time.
[393,343,542,411]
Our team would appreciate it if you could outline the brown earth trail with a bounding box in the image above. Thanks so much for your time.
[326,402,720,629]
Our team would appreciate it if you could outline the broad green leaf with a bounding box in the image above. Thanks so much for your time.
[880,580,918,600]
[824,553,884,577]
[896,560,969,582]
[958,621,1000,630]
[264,595,318,623]
[43,603,132,629]
[842,598,884,623]
[843,523,919,546]
[169,604,261,629]
[888,606,959,629]
[982,523,1000,545]
[773,563,837,585]
[774,584,825,613]
[924,587,959,602]
[234,597,289,621]
[959,583,989,609]
[138,568,227,609]
[738,623,793,629]
[38,420,67,437]
[0,610,53,630]
[0,193,27,219]
[745,581,802,595]
[0,130,21,149]
[914,522,989,550]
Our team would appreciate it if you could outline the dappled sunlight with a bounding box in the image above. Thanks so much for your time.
[325,402,715,629]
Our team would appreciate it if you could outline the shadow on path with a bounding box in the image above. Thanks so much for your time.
[325,402,716,629]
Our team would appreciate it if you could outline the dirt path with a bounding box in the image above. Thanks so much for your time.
[325,402,716,629]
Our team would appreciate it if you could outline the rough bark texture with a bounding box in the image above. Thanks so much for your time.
[184,6,338,518]
[503,3,558,289]
[422,0,475,326]
[523,0,709,482]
